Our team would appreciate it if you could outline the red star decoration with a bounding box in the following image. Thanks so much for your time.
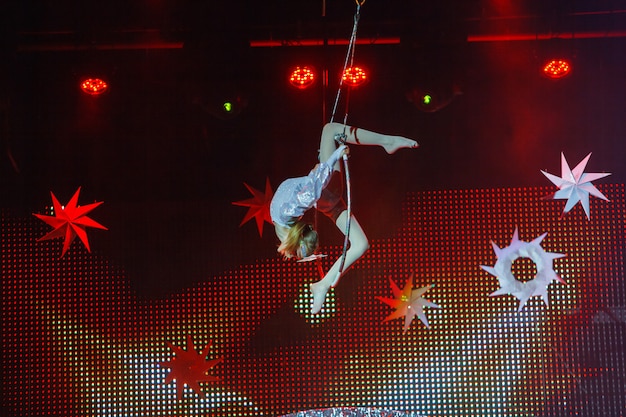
[33,187,107,257]
[232,178,273,237]
[376,274,439,333]
[160,335,223,399]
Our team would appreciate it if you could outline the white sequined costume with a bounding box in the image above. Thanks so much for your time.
[270,145,346,229]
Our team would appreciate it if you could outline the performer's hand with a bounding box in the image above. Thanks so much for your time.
[340,145,350,159]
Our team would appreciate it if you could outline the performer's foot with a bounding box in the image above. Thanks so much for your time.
[310,281,330,315]
[382,136,419,154]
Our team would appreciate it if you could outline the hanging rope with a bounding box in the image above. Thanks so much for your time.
[330,1,363,281]
[330,1,362,125]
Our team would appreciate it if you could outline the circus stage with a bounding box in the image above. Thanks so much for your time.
[2,3,626,416]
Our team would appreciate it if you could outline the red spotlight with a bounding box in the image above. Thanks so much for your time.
[80,77,109,96]
[542,59,571,79]
[289,66,316,89]
[342,66,368,88]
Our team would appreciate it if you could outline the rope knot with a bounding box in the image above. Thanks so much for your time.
[334,132,347,145]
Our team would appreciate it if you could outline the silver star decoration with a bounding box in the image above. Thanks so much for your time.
[541,152,611,219]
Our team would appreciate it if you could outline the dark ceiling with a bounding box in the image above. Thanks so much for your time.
[2,1,624,192]
[4,1,626,51]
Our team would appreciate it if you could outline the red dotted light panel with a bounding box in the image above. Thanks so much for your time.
[2,185,625,417]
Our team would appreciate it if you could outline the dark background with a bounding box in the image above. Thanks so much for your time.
[1,0,625,296]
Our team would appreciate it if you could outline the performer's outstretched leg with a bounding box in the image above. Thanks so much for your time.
[319,122,418,170]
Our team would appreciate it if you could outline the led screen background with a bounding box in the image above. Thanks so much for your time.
[2,184,625,417]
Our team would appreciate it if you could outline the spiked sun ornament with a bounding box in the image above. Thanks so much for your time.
[541,152,611,219]
[33,187,107,257]
[481,228,566,311]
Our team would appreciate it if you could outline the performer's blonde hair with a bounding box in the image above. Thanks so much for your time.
[277,221,318,259]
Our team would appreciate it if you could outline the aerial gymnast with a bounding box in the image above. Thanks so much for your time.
[269,122,418,314]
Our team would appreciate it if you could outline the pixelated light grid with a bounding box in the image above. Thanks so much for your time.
[2,185,625,416]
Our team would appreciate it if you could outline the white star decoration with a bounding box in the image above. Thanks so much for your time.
[541,152,611,219]
[481,228,566,311]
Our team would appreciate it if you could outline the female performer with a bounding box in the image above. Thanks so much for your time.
[270,122,418,314]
